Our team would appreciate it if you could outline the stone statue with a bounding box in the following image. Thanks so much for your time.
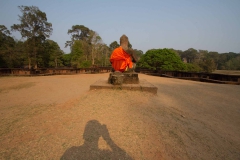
[110,35,137,72]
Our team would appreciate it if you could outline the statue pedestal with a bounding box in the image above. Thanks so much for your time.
[90,71,158,94]
[108,72,139,85]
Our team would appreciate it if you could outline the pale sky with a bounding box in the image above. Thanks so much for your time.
[1,0,240,54]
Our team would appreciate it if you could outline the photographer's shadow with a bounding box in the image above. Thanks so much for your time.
[60,120,133,160]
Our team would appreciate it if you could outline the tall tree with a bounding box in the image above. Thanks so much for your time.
[89,31,102,65]
[0,25,16,68]
[183,48,198,63]
[100,44,111,66]
[65,25,93,63]
[71,40,84,68]
[11,5,53,69]
[65,25,90,48]
[44,40,63,68]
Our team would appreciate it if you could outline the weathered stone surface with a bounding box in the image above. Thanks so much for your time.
[90,78,157,94]
[108,72,124,85]
[108,72,139,85]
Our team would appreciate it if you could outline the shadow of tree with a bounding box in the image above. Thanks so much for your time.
[60,120,133,160]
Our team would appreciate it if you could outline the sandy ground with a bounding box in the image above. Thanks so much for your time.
[0,73,239,160]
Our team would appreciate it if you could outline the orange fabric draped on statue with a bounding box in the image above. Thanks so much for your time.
[110,46,133,72]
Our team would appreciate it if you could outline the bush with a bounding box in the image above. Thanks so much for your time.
[137,48,186,71]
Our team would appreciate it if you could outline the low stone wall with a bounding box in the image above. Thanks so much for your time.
[0,68,33,75]
[135,68,240,84]
[0,67,112,76]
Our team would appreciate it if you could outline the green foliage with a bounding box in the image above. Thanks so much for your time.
[0,25,25,68]
[109,41,119,51]
[65,25,90,48]
[80,60,91,68]
[11,6,52,39]
[43,40,63,68]
[128,41,132,49]
[11,5,52,69]
[185,63,202,72]
[1,7,239,71]
[134,49,144,60]
[62,54,72,67]
[199,59,216,73]
[137,48,186,71]
[70,40,84,68]
[65,25,109,67]
[182,48,198,63]
[224,56,240,70]
[0,25,14,67]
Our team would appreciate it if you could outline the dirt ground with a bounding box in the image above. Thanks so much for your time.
[0,73,239,160]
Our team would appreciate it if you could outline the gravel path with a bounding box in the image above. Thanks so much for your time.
[0,73,239,160]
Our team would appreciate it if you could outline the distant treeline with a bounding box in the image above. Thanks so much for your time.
[173,48,240,71]
[0,5,239,72]
[0,5,143,69]
[137,48,240,73]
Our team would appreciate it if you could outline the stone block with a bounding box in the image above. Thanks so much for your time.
[108,72,139,85]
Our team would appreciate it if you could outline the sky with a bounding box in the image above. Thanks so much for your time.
[1,0,240,54]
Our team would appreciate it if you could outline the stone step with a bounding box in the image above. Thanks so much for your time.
[90,78,158,94]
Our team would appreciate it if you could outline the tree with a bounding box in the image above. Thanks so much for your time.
[70,40,86,68]
[0,25,11,36]
[100,44,111,66]
[134,49,143,61]
[109,41,119,51]
[185,63,202,72]
[128,41,132,49]
[206,51,219,69]
[109,40,132,50]
[137,48,186,71]
[44,40,63,68]
[62,54,72,67]
[65,25,94,65]
[11,5,53,69]
[230,55,240,70]
[171,49,183,58]
[199,59,216,73]
[65,25,90,48]
[89,31,103,65]
[0,25,20,68]
[182,48,198,63]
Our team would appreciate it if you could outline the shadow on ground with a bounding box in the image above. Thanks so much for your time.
[60,120,133,160]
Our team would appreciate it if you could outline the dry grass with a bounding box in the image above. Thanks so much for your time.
[0,73,239,160]
[213,70,240,75]
[0,82,35,93]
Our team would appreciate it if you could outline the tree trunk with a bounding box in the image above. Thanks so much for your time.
[33,38,37,69]
[28,56,31,69]
[91,48,95,65]
[55,57,57,68]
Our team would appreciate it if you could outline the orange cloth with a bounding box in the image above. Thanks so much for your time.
[110,46,133,72]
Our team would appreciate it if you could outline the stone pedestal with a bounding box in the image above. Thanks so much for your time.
[108,72,139,85]
[90,71,158,94]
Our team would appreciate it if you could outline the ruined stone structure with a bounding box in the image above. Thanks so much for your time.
[90,34,157,94]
